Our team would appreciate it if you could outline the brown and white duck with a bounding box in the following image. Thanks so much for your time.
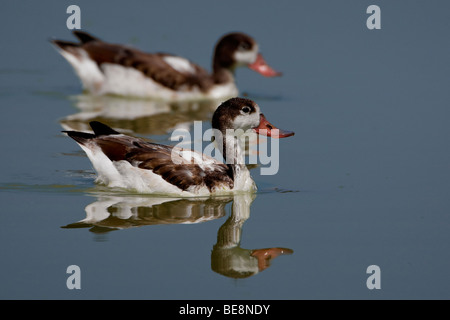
[51,31,281,100]
[63,97,294,196]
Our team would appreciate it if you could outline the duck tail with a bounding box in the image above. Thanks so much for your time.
[89,121,121,136]
[62,121,121,145]
[72,30,100,44]
[62,130,95,146]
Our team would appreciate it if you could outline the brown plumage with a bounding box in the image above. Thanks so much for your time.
[51,31,280,98]
[63,121,233,192]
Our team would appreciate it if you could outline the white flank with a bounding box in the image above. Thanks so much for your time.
[99,64,204,100]
[78,143,122,187]
[58,49,104,93]
[207,82,239,100]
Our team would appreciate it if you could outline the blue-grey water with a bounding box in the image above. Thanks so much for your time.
[1,1,450,299]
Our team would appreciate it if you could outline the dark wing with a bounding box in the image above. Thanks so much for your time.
[79,41,213,92]
[124,139,234,192]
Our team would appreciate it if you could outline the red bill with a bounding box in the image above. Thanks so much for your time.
[253,113,295,138]
[251,247,294,271]
[248,53,282,77]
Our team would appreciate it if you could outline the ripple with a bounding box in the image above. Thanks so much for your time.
[0,182,85,194]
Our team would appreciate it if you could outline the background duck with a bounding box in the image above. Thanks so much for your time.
[51,31,281,100]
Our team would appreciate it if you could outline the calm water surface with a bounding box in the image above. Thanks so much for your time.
[1,1,450,299]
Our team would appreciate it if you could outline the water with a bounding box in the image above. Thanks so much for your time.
[1,0,450,299]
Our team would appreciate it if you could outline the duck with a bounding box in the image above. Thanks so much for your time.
[51,31,281,100]
[63,97,294,196]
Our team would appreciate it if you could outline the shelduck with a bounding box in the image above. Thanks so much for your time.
[63,97,294,196]
[51,31,281,100]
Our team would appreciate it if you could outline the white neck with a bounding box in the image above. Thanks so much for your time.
[221,133,256,192]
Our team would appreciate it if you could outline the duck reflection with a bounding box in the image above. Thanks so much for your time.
[62,195,231,233]
[62,193,293,278]
[59,94,222,136]
[211,193,293,278]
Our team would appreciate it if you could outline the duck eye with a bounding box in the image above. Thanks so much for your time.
[241,106,251,114]
[238,42,251,51]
